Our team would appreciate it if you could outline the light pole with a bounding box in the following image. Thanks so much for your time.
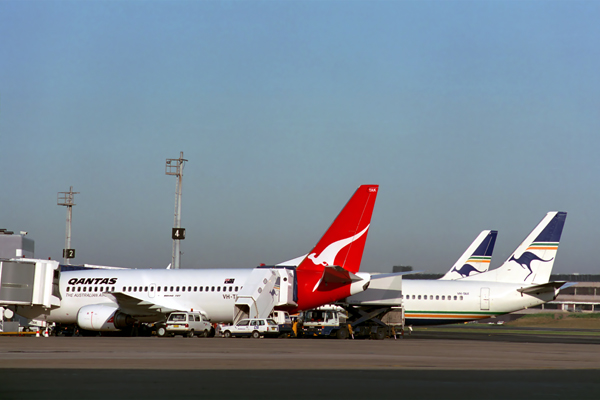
[165,152,187,269]
[57,186,79,265]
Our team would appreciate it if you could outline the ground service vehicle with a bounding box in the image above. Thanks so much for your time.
[221,318,280,338]
[159,312,212,337]
[269,310,293,337]
[299,306,352,339]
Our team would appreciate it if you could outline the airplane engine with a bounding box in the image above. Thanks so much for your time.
[76,304,134,331]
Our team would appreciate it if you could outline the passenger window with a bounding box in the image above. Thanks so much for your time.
[170,286,174,292]
[229,286,233,292]
[442,295,445,300]
[430,295,433,300]
[199,287,203,292]
[66,287,70,292]
[250,320,258,325]
[195,315,200,322]
[182,287,185,292]
[157,287,160,292]
[454,296,457,300]
[77,287,81,292]
[94,287,98,292]
[134,287,137,292]
[436,295,439,300]
[460,296,463,300]
[150,287,154,292]
[418,295,421,300]
[83,287,86,292]
[188,286,192,291]
[217,287,221,292]
[235,286,239,292]
[206,286,209,292]
[164,286,168,291]
[128,286,132,292]
[412,295,415,299]
[211,287,215,292]
[194,287,197,292]
[122,286,126,291]
[145,286,148,292]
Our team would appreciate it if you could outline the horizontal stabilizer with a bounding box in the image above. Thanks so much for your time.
[276,254,307,267]
[517,281,566,295]
[312,265,365,292]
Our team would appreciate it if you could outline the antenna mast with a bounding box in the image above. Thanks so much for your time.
[165,152,187,269]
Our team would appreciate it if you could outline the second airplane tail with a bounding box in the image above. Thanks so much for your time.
[439,230,498,280]
[465,212,567,284]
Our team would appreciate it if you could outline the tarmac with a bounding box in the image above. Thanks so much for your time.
[0,328,599,399]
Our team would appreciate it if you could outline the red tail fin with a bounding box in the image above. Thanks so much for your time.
[297,184,378,274]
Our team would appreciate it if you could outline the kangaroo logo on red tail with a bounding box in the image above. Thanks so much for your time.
[307,225,370,267]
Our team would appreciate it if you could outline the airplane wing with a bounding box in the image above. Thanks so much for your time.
[104,292,180,318]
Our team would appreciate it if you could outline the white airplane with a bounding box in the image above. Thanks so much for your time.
[438,230,498,280]
[347,211,567,326]
[15,185,379,332]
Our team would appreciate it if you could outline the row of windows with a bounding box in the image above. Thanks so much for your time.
[404,294,464,301]
[135,285,241,293]
[66,286,115,293]
[65,285,241,293]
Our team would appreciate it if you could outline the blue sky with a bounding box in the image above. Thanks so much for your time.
[1,1,599,273]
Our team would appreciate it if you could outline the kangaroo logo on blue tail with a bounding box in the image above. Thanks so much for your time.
[451,264,485,278]
[509,252,554,280]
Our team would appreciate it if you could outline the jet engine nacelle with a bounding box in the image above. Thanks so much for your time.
[76,304,134,331]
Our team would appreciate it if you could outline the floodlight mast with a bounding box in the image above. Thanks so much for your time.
[57,186,79,265]
[165,152,187,269]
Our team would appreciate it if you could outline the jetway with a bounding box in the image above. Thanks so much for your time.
[0,259,61,309]
[233,266,297,324]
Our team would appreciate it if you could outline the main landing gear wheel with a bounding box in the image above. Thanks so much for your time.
[251,330,261,339]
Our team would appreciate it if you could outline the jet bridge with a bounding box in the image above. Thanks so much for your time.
[0,258,61,309]
[233,266,297,324]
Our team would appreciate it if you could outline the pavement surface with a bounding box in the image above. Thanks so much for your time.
[1,329,598,399]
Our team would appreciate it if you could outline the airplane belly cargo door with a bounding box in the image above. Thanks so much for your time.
[480,287,490,310]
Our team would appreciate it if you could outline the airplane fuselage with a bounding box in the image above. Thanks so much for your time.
[402,279,556,325]
[17,268,253,324]
[347,278,557,326]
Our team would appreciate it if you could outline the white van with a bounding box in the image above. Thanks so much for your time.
[220,318,280,338]
[158,312,212,338]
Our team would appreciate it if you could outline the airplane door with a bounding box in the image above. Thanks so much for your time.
[480,287,490,310]
[149,284,156,298]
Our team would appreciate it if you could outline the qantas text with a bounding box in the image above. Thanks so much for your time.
[68,277,118,285]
